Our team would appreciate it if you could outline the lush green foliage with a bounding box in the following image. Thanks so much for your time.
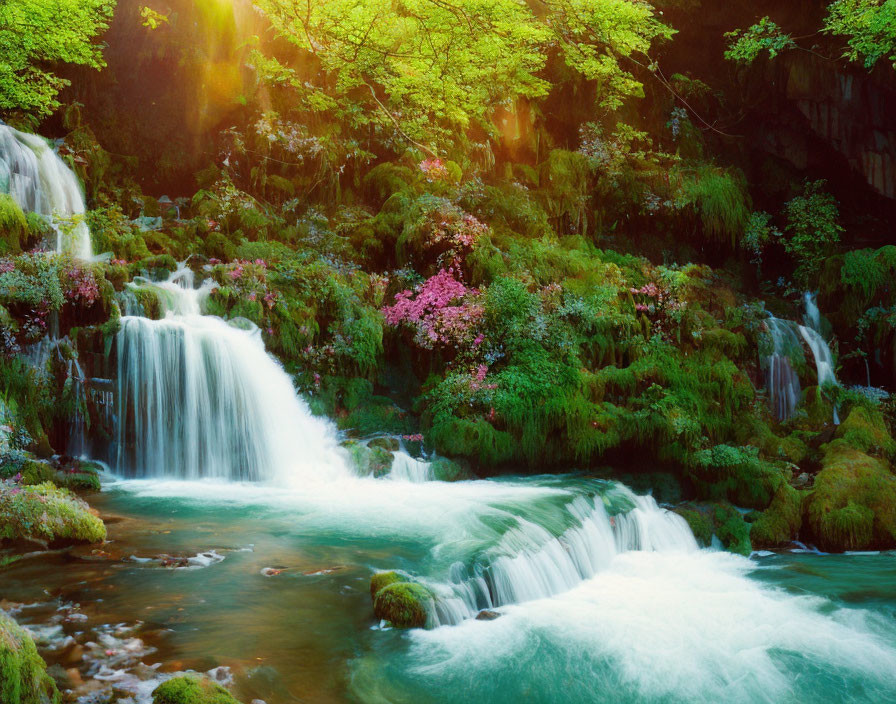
[0,0,115,118]
[825,0,896,69]
[0,611,60,704]
[0,481,106,545]
[152,675,242,704]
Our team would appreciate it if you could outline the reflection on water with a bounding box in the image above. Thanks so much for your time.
[2,479,895,704]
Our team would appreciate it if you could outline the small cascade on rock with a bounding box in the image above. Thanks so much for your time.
[115,265,349,482]
[0,123,92,258]
[799,292,840,424]
[762,316,803,421]
[424,488,697,626]
[761,296,842,423]
[389,451,434,483]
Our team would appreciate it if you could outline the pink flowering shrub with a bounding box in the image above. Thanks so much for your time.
[382,269,483,349]
[404,200,488,271]
[419,158,451,181]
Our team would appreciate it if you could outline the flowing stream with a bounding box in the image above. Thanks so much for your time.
[0,123,93,258]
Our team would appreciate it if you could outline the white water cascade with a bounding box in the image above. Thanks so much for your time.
[763,317,803,421]
[115,266,349,482]
[426,490,697,626]
[763,295,841,423]
[0,123,92,258]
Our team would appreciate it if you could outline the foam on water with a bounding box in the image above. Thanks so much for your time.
[353,550,896,703]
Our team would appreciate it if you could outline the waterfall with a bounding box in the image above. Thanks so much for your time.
[425,490,697,626]
[389,451,434,482]
[762,316,803,422]
[762,296,841,423]
[0,123,92,258]
[114,265,349,482]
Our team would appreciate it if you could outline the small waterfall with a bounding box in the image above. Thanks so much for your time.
[762,296,841,423]
[389,451,434,483]
[0,123,92,258]
[426,490,697,626]
[115,265,349,482]
[762,317,803,422]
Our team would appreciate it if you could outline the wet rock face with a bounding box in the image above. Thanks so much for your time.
[784,56,896,201]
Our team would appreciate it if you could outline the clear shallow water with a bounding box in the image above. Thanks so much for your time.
[3,476,896,703]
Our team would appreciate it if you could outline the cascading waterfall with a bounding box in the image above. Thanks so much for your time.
[762,316,803,421]
[115,265,349,482]
[424,488,697,626]
[762,295,841,423]
[0,123,92,259]
[389,451,434,482]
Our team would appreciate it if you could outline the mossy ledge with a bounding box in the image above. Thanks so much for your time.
[0,482,106,546]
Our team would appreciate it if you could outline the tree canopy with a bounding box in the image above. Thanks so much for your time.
[0,0,116,119]
[252,0,672,153]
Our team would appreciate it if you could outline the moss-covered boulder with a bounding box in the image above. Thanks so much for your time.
[835,406,896,457]
[370,571,403,599]
[687,444,788,510]
[673,501,752,555]
[0,611,60,704]
[0,194,28,254]
[804,441,896,551]
[371,580,432,628]
[152,675,242,704]
[429,457,474,482]
[749,484,804,548]
[342,441,394,478]
[0,482,106,546]
[368,436,400,452]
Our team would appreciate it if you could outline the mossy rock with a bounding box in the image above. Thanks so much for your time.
[152,675,242,704]
[372,582,432,628]
[749,484,804,548]
[0,611,60,704]
[0,482,106,546]
[673,501,751,555]
[370,571,402,599]
[0,194,28,254]
[368,437,400,452]
[804,441,896,551]
[429,457,474,482]
[673,507,713,546]
[795,386,838,430]
[20,460,55,486]
[835,406,896,457]
[342,441,394,478]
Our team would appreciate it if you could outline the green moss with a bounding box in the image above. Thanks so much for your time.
[152,675,242,704]
[19,460,54,486]
[688,444,786,510]
[342,441,394,478]
[0,195,28,254]
[0,611,60,704]
[370,571,402,598]
[0,482,106,545]
[712,503,752,556]
[372,582,432,628]
[750,484,803,548]
[674,501,751,554]
[805,441,896,551]
[674,507,713,546]
[368,437,400,452]
[429,457,474,482]
[835,406,896,457]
